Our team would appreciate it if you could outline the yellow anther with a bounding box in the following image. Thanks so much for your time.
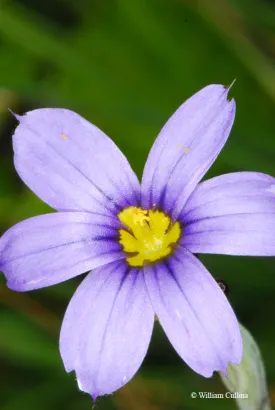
[118,206,181,267]
[132,209,149,226]
[61,134,68,140]
[184,147,189,153]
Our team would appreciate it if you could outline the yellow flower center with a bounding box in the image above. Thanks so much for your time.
[118,206,181,267]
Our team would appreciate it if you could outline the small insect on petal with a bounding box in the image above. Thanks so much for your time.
[216,278,230,296]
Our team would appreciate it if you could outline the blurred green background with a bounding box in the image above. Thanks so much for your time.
[1,0,275,409]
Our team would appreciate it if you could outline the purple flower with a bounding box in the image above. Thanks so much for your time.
[1,84,275,400]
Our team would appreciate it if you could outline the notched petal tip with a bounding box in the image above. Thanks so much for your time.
[8,108,23,122]
[76,374,100,402]
[225,79,237,102]
[92,394,98,403]
[226,79,237,90]
[77,377,98,401]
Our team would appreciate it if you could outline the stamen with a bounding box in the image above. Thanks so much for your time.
[118,206,181,267]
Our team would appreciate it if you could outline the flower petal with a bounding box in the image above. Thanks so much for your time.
[60,261,154,399]
[13,109,140,215]
[144,247,242,377]
[141,84,235,219]
[0,212,124,291]
[181,172,275,255]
